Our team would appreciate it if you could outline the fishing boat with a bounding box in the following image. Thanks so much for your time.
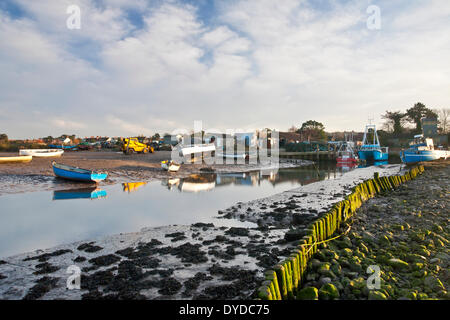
[52,162,108,182]
[48,144,77,150]
[336,141,358,163]
[400,134,450,164]
[161,160,181,172]
[0,155,32,164]
[358,124,388,161]
[19,149,64,157]
[53,187,107,200]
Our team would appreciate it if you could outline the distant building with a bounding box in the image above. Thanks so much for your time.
[279,132,302,146]
[421,117,448,147]
[422,118,438,137]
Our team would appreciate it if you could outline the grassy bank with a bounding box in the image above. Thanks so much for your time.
[294,161,449,300]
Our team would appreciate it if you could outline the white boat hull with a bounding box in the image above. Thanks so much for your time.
[0,155,33,163]
[19,149,64,157]
[161,161,181,172]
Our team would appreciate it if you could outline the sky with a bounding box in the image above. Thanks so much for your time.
[0,0,449,139]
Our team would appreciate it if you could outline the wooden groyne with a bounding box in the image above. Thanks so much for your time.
[257,165,425,300]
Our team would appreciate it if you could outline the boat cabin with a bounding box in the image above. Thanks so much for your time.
[409,134,435,151]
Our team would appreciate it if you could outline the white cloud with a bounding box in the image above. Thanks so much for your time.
[0,0,449,139]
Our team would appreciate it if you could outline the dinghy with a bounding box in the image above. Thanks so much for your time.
[19,149,64,157]
[161,160,181,172]
[52,162,108,182]
[0,155,32,164]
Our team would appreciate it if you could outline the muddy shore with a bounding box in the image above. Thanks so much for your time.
[0,163,407,300]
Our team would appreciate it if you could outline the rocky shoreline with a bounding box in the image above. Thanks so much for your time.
[296,160,449,300]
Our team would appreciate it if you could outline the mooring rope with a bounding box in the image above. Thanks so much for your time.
[304,225,352,255]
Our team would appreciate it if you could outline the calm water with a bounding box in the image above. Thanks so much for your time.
[0,163,354,258]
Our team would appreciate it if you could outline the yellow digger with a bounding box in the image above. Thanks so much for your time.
[122,137,154,154]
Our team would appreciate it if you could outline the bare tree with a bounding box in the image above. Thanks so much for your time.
[437,108,449,133]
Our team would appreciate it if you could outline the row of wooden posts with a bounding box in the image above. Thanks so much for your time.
[257,165,425,300]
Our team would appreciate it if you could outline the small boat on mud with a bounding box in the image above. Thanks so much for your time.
[161,160,181,172]
[0,155,33,164]
[19,149,64,157]
[53,187,107,200]
[400,134,450,164]
[358,124,389,161]
[52,162,108,182]
[48,144,77,150]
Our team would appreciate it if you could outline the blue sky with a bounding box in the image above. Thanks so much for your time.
[1,0,449,139]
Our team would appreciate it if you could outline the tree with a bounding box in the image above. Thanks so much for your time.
[288,125,297,133]
[406,102,438,133]
[297,120,326,141]
[0,134,8,143]
[381,111,407,135]
[436,108,449,134]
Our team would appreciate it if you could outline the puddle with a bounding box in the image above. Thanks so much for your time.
[0,164,353,258]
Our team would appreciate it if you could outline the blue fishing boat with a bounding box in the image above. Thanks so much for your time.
[48,144,77,150]
[400,134,450,164]
[52,162,108,182]
[358,124,389,161]
[53,187,107,200]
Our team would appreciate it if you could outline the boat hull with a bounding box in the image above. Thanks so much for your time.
[400,149,450,164]
[161,161,181,172]
[0,155,33,164]
[52,162,107,182]
[358,150,388,161]
[48,145,77,150]
[19,149,64,157]
[336,157,358,163]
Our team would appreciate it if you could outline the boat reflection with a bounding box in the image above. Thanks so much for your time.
[122,182,147,193]
[358,161,389,168]
[336,162,358,172]
[160,164,353,193]
[53,187,107,200]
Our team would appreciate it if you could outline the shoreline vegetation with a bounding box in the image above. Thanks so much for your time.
[258,160,449,300]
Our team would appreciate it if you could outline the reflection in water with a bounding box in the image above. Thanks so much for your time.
[122,182,148,193]
[53,187,107,200]
[336,162,358,173]
[358,161,389,168]
[156,163,355,194]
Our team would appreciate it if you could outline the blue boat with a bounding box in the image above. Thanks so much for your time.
[400,134,450,164]
[48,144,77,150]
[52,162,108,183]
[53,187,107,200]
[358,124,389,161]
